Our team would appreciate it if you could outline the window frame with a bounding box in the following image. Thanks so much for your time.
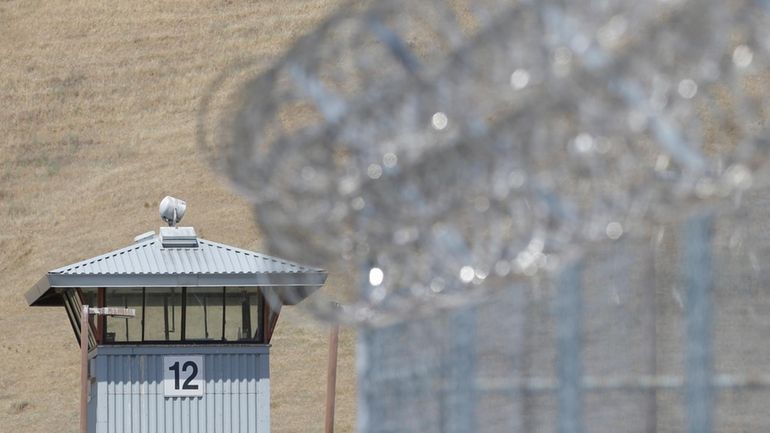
[100,286,270,345]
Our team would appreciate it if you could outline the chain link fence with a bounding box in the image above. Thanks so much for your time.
[358,204,770,432]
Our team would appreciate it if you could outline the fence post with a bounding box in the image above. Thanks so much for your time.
[444,307,477,433]
[643,245,658,433]
[556,260,584,433]
[682,213,715,433]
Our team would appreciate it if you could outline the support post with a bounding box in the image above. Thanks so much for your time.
[96,288,105,344]
[325,322,340,433]
[683,213,714,433]
[80,304,89,433]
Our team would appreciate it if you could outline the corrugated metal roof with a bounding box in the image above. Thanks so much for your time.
[26,231,327,306]
[51,235,320,276]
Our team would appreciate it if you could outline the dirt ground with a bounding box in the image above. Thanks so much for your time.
[0,1,356,432]
[6,2,770,433]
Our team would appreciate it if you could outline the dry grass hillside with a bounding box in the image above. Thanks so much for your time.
[0,1,355,432]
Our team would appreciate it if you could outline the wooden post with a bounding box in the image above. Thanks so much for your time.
[325,323,340,433]
[96,288,105,344]
[80,304,89,433]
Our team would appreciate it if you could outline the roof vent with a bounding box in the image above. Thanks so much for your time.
[159,226,198,248]
[133,231,156,243]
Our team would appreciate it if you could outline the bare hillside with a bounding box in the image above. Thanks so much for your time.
[0,1,355,432]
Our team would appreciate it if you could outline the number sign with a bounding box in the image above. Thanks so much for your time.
[163,356,204,397]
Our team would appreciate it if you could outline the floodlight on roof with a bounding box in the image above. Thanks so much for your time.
[159,196,186,227]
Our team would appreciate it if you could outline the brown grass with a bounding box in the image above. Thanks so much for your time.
[0,1,354,432]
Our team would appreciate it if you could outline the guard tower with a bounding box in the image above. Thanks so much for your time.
[25,197,327,433]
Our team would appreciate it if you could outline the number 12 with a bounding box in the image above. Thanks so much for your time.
[168,361,199,390]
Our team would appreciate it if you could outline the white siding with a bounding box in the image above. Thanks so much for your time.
[89,345,270,433]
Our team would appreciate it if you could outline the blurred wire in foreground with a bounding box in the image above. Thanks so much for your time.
[198,0,770,431]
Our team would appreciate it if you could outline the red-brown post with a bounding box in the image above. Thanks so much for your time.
[96,288,105,344]
[325,323,340,433]
[80,304,89,433]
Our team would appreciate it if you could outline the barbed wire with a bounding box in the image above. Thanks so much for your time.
[198,0,770,325]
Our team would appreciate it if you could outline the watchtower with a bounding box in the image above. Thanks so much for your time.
[25,197,327,433]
